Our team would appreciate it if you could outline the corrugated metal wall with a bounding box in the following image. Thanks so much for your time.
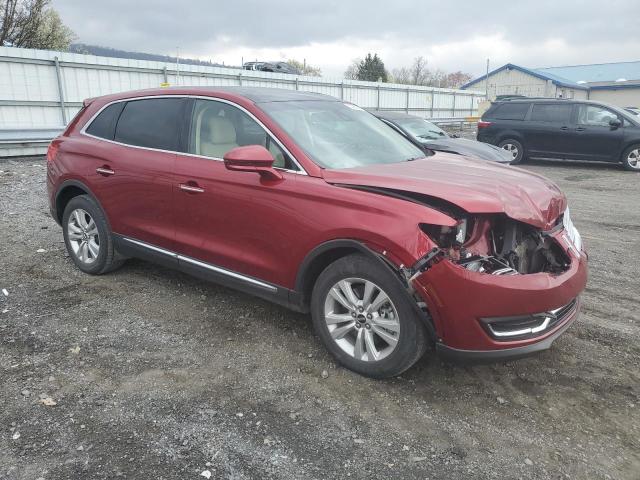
[0,46,484,156]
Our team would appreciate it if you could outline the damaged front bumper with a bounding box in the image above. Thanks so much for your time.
[408,238,587,362]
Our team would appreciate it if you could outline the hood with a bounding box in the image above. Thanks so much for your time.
[323,152,566,230]
[422,138,512,163]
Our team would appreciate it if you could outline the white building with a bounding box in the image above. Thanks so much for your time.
[462,61,640,108]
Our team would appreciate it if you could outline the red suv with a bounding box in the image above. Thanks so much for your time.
[47,87,588,378]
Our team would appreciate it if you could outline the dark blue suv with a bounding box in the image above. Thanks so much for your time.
[477,99,640,171]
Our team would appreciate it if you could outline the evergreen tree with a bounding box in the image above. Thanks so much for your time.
[356,53,388,82]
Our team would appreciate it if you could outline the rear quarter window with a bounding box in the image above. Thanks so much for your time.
[486,102,530,120]
[114,98,183,151]
[85,102,125,140]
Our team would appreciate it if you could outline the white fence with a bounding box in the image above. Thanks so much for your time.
[0,46,484,156]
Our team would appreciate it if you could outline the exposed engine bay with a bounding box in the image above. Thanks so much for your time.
[420,215,571,276]
[336,185,574,278]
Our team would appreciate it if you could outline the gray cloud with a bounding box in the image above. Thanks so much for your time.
[52,0,640,76]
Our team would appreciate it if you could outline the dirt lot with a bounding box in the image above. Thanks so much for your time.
[1,156,638,480]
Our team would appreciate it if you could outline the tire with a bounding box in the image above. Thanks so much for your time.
[621,144,640,171]
[310,254,429,378]
[498,138,525,164]
[62,194,124,275]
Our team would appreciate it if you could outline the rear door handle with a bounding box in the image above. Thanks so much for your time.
[560,126,570,131]
[179,183,205,194]
[576,127,586,132]
[96,166,115,176]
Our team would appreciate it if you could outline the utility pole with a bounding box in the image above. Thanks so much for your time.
[485,58,490,100]
[176,47,180,86]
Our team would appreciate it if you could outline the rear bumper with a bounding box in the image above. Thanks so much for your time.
[435,298,580,363]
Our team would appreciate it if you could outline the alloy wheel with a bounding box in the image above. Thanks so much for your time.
[627,148,640,169]
[502,143,519,160]
[323,278,400,362]
[67,208,100,264]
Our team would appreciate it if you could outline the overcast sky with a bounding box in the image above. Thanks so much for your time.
[52,0,640,79]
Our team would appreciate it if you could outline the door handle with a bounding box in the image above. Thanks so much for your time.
[576,127,586,132]
[179,183,205,194]
[96,166,115,176]
[560,126,569,131]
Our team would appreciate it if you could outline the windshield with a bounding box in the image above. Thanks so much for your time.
[259,101,425,169]
[393,117,448,141]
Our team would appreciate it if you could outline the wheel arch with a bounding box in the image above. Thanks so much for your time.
[496,131,526,146]
[295,240,377,307]
[621,141,640,158]
[54,179,104,225]
[294,239,438,343]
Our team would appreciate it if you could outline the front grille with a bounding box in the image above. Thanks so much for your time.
[481,298,577,341]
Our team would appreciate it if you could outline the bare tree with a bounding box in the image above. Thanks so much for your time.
[391,58,472,88]
[441,71,473,88]
[286,58,322,77]
[409,56,429,85]
[343,58,361,80]
[1,0,75,50]
[390,66,411,84]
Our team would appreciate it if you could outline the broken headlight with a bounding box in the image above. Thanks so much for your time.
[562,207,582,252]
[420,218,468,247]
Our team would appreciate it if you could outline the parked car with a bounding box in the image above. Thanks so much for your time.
[47,87,587,378]
[478,98,640,170]
[243,61,300,75]
[374,111,512,163]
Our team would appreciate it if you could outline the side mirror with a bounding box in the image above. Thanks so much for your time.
[223,145,283,180]
[609,118,622,128]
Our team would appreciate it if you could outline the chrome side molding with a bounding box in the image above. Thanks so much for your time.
[121,236,277,292]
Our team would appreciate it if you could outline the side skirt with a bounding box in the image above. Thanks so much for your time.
[112,234,307,313]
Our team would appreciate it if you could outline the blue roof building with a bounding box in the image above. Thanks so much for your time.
[462,61,640,108]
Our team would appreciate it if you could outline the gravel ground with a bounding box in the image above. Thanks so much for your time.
[0,156,638,480]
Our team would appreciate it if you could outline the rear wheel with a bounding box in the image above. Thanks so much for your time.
[498,138,525,164]
[310,254,428,378]
[621,144,640,171]
[62,195,124,275]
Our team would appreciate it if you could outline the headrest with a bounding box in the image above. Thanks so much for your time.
[207,116,236,144]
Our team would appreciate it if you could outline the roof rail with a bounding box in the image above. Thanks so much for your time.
[496,96,571,102]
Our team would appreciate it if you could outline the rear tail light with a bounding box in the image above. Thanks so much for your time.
[46,140,60,164]
[477,120,492,129]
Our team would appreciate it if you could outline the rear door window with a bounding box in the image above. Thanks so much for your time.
[490,102,530,120]
[85,102,125,140]
[114,98,183,151]
[530,104,573,123]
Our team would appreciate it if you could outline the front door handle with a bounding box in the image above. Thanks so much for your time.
[179,183,205,194]
[96,166,115,176]
[560,126,569,131]
[576,127,586,132]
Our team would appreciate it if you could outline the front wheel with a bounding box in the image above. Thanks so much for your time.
[498,138,525,164]
[621,144,640,171]
[310,254,429,378]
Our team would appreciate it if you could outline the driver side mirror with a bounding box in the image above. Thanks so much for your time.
[223,145,283,181]
[609,118,622,129]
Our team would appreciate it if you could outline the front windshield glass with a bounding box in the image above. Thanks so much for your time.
[259,100,425,169]
[394,117,448,141]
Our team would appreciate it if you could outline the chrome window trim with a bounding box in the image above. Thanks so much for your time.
[79,94,308,176]
[121,237,278,292]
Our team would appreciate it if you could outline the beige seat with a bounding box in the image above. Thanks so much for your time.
[200,115,238,158]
